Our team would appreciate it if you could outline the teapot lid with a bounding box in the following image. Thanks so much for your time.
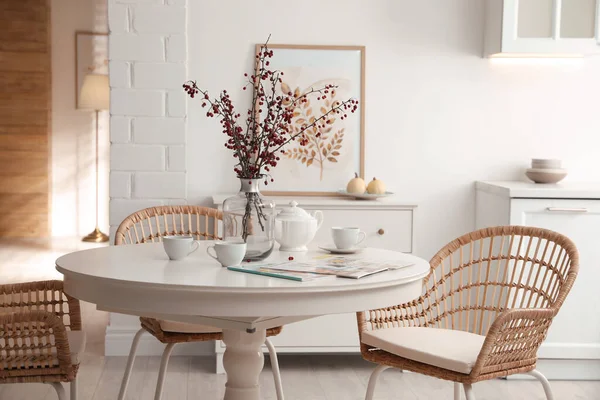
[276,201,315,221]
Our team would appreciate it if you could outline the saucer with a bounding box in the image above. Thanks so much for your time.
[318,244,364,254]
[337,190,393,200]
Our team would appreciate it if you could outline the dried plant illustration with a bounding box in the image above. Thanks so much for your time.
[281,82,346,181]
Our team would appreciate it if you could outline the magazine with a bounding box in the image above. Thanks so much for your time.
[227,264,334,282]
[265,256,414,279]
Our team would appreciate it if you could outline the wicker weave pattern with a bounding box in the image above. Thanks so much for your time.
[115,205,223,245]
[0,280,82,383]
[358,226,579,383]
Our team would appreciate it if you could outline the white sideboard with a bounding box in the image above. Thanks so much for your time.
[476,181,600,380]
[213,195,417,373]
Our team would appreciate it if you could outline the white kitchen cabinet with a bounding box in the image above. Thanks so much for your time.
[476,181,600,379]
[213,195,417,373]
[484,0,600,57]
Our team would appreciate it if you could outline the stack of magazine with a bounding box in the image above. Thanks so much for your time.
[228,256,414,282]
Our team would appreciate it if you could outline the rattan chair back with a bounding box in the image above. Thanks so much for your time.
[361,226,578,336]
[115,205,222,245]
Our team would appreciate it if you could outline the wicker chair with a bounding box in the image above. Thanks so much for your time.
[115,205,284,400]
[0,280,85,400]
[357,226,579,400]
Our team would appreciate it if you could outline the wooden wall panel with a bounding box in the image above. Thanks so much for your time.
[0,0,50,237]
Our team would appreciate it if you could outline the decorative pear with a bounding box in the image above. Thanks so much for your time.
[346,173,366,194]
[367,177,386,194]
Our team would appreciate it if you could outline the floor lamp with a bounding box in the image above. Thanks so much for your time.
[80,74,110,242]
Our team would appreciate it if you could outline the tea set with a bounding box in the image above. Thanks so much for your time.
[161,200,366,266]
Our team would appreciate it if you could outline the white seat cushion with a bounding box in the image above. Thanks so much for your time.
[159,320,222,334]
[361,327,485,374]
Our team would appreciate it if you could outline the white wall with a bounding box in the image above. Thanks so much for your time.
[187,0,600,259]
[107,0,188,242]
[52,0,109,237]
[106,0,192,356]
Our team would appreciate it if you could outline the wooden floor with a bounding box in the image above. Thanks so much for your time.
[0,354,598,400]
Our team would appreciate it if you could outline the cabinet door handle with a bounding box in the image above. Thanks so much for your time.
[378,229,385,235]
[546,207,589,213]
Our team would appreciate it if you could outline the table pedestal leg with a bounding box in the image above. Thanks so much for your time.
[222,328,266,400]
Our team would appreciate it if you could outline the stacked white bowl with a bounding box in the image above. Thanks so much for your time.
[526,159,567,184]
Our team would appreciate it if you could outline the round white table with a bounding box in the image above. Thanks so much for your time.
[56,242,429,400]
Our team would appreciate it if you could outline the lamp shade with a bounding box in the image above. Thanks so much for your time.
[79,73,109,110]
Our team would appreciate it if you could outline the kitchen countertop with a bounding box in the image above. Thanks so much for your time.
[476,181,600,199]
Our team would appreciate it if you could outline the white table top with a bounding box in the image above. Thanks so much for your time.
[56,242,429,320]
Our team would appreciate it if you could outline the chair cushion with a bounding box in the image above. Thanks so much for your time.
[361,327,485,374]
[159,319,222,334]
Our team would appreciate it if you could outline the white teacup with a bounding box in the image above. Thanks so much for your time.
[163,236,199,260]
[332,227,366,249]
[207,241,247,267]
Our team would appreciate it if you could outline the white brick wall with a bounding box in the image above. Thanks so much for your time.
[109,172,132,198]
[109,34,165,62]
[133,63,186,89]
[134,172,186,198]
[133,117,185,144]
[132,5,185,34]
[167,145,185,171]
[111,145,165,171]
[166,35,185,62]
[108,61,130,88]
[110,116,131,143]
[108,0,187,243]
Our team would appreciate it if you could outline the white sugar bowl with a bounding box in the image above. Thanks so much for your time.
[275,201,324,252]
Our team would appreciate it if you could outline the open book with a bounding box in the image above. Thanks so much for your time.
[228,256,414,281]
[265,256,414,279]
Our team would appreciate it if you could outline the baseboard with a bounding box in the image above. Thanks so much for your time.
[104,327,214,356]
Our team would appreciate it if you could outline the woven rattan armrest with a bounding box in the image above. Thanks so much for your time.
[0,310,76,379]
[469,308,556,380]
[357,291,434,336]
[0,280,82,332]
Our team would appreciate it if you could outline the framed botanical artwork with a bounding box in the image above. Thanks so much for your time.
[75,31,108,109]
[255,44,366,196]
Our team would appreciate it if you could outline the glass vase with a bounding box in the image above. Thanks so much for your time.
[222,177,275,261]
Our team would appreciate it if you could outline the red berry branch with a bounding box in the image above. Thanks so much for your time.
[183,36,358,186]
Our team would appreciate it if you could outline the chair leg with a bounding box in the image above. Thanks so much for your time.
[264,338,284,400]
[463,383,476,400]
[154,343,176,400]
[365,365,390,400]
[48,382,66,400]
[118,328,145,400]
[70,377,78,400]
[454,382,461,400]
[528,369,554,400]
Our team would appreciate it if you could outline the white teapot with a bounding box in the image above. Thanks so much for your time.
[274,201,324,252]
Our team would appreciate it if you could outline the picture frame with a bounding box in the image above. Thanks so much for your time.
[255,44,366,197]
[75,31,108,109]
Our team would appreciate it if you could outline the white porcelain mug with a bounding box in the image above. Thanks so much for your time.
[331,227,366,249]
[163,236,199,260]
[207,241,247,267]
